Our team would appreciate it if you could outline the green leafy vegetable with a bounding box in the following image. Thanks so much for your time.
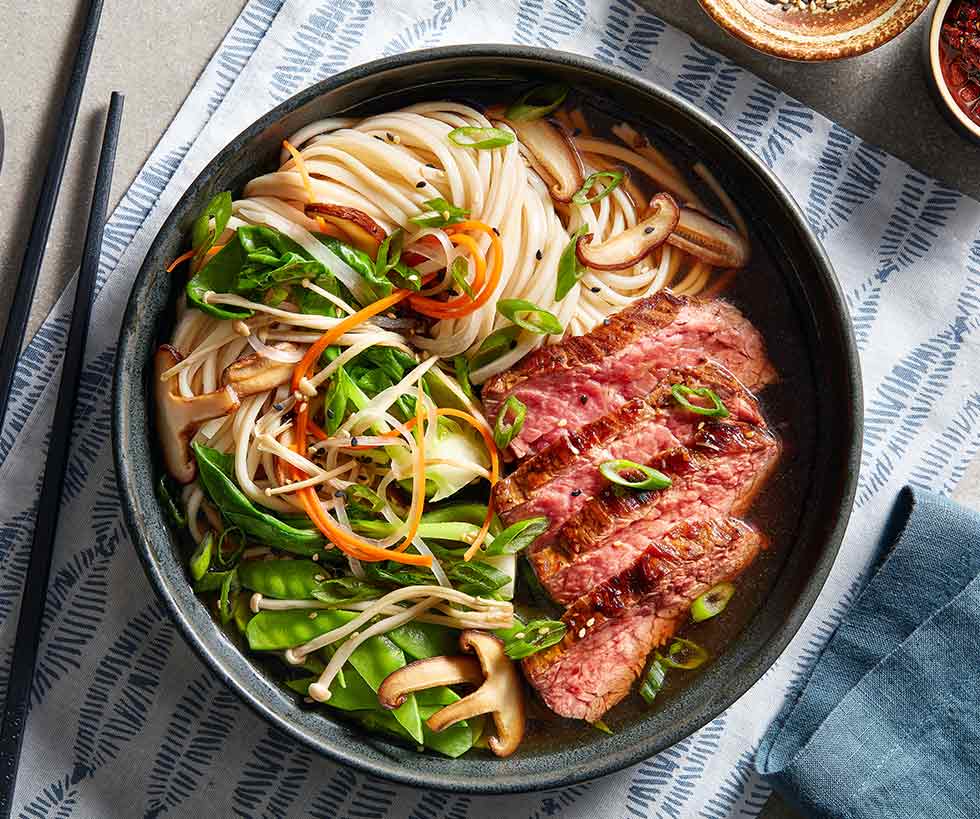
[453,356,476,402]
[505,83,569,121]
[238,559,326,599]
[190,191,232,263]
[497,298,563,335]
[670,384,730,418]
[480,516,547,556]
[572,170,624,205]
[189,532,214,583]
[446,561,511,597]
[493,395,527,450]
[192,443,326,555]
[311,577,388,606]
[375,228,404,278]
[448,127,515,150]
[409,197,469,229]
[555,225,589,301]
[599,459,672,491]
[157,474,187,529]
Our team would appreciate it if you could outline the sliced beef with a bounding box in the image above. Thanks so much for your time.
[492,361,764,539]
[532,420,779,604]
[522,517,764,721]
[481,292,776,459]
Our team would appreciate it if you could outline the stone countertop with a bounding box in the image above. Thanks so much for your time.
[0,3,976,817]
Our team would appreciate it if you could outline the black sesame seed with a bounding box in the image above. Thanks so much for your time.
[350,437,359,447]
[492,226,500,236]
[579,394,588,404]
[644,226,654,235]
[590,286,601,293]
[426,162,437,169]
[572,128,582,137]
[334,490,347,499]
[416,181,426,188]
[326,409,335,418]
[386,132,395,141]
[374,135,384,141]
[602,318,611,326]
[273,402,284,411]
[535,249,543,260]
[571,489,582,497]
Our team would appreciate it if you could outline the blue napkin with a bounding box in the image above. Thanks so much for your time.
[756,488,980,818]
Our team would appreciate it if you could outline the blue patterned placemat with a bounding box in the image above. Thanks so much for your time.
[3,2,978,816]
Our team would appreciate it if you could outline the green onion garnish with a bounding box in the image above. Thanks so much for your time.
[671,384,730,418]
[453,355,476,401]
[493,395,527,450]
[639,657,667,705]
[572,170,625,205]
[555,225,588,301]
[471,325,520,370]
[659,638,709,670]
[496,618,566,659]
[505,83,569,121]
[691,582,735,622]
[497,298,563,335]
[448,127,515,150]
[599,459,672,491]
[409,197,469,228]
[592,719,614,735]
[449,256,475,298]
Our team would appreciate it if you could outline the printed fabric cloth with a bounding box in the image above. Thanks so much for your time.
[2,2,979,817]
[756,488,980,819]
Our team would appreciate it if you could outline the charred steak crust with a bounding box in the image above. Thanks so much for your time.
[481,291,777,459]
[492,361,762,519]
[483,291,683,401]
[531,421,780,603]
[522,518,765,721]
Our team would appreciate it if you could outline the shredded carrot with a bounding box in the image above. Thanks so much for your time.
[306,417,329,442]
[408,220,503,319]
[283,139,315,203]
[166,249,195,273]
[291,290,411,392]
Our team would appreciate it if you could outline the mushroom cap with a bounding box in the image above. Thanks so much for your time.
[223,343,298,396]
[666,206,751,269]
[377,655,484,710]
[576,192,680,271]
[155,345,240,483]
[502,116,584,203]
[304,203,386,257]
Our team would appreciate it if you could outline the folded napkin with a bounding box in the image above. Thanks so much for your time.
[756,488,980,819]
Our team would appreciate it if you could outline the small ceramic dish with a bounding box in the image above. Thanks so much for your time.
[925,0,980,142]
[698,0,931,61]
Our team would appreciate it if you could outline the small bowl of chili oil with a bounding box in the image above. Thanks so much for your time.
[928,0,980,141]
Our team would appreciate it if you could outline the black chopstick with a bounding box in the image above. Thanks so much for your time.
[0,92,123,819]
[0,0,105,432]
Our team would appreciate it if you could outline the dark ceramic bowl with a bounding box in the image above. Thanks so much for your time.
[113,46,862,794]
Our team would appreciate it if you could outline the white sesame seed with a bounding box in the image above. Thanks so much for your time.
[586,617,595,627]
[578,627,586,638]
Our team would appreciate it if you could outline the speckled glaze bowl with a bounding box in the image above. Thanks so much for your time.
[698,0,931,61]
[113,46,862,793]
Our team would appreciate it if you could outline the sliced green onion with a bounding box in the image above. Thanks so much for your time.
[555,225,588,301]
[409,197,469,228]
[493,395,526,450]
[449,256,474,298]
[671,384,730,418]
[592,719,614,735]
[505,83,569,121]
[639,657,667,705]
[497,298,563,335]
[189,531,214,582]
[472,326,520,370]
[572,170,625,205]
[659,638,709,670]
[599,459,672,491]
[375,228,404,277]
[497,618,566,659]
[481,516,548,556]
[448,127,515,150]
[453,355,476,401]
[691,582,735,622]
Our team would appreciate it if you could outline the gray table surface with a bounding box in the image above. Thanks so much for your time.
[1,1,977,816]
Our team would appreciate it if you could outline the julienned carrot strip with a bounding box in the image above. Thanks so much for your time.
[166,249,195,273]
[283,139,315,203]
[407,220,503,319]
[291,290,410,392]
[291,390,431,566]
[306,417,328,442]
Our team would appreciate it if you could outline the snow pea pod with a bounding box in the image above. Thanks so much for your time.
[238,559,325,599]
[246,610,422,742]
[352,706,473,758]
[193,443,325,555]
[388,621,457,660]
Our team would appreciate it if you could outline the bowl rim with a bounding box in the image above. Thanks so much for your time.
[113,43,862,793]
[697,0,932,62]
[926,0,980,139]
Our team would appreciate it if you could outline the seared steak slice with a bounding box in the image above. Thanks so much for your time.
[532,421,779,604]
[482,292,775,458]
[523,517,764,721]
[492,362,764,537]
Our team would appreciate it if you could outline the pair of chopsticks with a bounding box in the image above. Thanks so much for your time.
[0,0,123,814]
